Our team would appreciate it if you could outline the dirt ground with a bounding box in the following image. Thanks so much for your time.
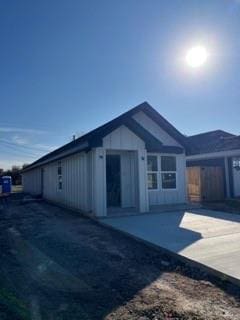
[0,195,240,320]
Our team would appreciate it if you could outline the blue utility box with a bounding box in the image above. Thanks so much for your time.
[1,176,12,193]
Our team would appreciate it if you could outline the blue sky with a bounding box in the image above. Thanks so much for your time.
[0,0,240,169]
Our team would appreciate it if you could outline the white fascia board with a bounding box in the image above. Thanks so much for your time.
[187,149,240,161]
[23,141,89,171]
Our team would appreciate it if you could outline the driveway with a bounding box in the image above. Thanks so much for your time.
[103,209,240,283]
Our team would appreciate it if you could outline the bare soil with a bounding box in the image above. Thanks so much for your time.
[0,195,240,319]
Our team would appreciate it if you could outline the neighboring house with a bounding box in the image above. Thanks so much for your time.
[186,130,240,199]
[22,102,187,217]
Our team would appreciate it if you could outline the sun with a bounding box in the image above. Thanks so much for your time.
[185,46,208,68]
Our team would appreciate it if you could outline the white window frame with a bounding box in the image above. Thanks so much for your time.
[147,154,178,191]
[147,155,159,190]
[161,155,177,191]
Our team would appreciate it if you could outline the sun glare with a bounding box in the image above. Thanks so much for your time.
[186,46,208,68]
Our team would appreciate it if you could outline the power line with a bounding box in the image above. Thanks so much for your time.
[0,143,40,158]
[0,139,48,153]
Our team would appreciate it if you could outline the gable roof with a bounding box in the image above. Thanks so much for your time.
[187,130,240,155]
[22,102,187,172]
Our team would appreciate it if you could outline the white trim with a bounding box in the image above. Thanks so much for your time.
[137,149,149,212]
[147,154,159,190]
[224,157,230,198]
[161,156,177,191]
[147,154,178,191]
[23,142,89,172]
[187,149,240,161]
[147,172,159,190]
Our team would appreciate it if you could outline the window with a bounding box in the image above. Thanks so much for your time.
[147,155,158,190]
[162,172,176,189]
[161,156,176,189]
[58,175,63,190]
[233,158,240,171]
[161,156,176,171]
[147,155,177,190]
[58,163,62,175]
[57,161,62,190]
[147,155,158,171]
[148,173,158,190]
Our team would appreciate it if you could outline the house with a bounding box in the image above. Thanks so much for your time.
[22,102,188,217]
[186,130,240,200]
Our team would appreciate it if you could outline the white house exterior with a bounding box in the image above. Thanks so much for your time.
[22,102,187,217]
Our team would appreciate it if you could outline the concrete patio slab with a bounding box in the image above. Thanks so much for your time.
[102,209,240,284]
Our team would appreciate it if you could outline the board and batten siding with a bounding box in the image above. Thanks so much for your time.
[106,150,138,208]
[22,168,42,195]
[148,153,187,205]
[233,159,240,197]
[120,151,137,208]
[43,152,91,212]
[103,125,145,150]
[22,114,187,216]
[98,125,149,214]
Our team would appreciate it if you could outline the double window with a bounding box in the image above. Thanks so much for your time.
[147,155,177,190]
[57,161,63,190]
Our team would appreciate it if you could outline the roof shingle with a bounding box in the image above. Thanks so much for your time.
[187,130,240,155]
[23,102,187,172]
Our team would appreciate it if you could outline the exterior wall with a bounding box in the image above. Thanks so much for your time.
[148,153,187,205]
[138,149,149,211]
[102,126,149,214]
[22,168,42,195]
[43,152,91,212]
[121,151,137,208]
[232,157,240,197]
[103,125,145,150]
[233,169,240,197]
[91,147,106,216]
[106,150,137,208]
[103,123,185,211]
[22,120,186,216]
[133,111,181,147]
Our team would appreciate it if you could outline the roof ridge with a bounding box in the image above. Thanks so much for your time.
[23,101,187,172]
[188,129,235,138]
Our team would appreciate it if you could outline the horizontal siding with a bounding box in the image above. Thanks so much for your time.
[22,168,42,195]
[43,152,91,212]
[148,153,187,205]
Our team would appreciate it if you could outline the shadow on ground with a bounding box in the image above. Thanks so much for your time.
[104,211,203,253]
[0,194,240,319]
[191,207,240,223]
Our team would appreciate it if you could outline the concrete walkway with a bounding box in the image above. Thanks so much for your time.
[103,209,240,283]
